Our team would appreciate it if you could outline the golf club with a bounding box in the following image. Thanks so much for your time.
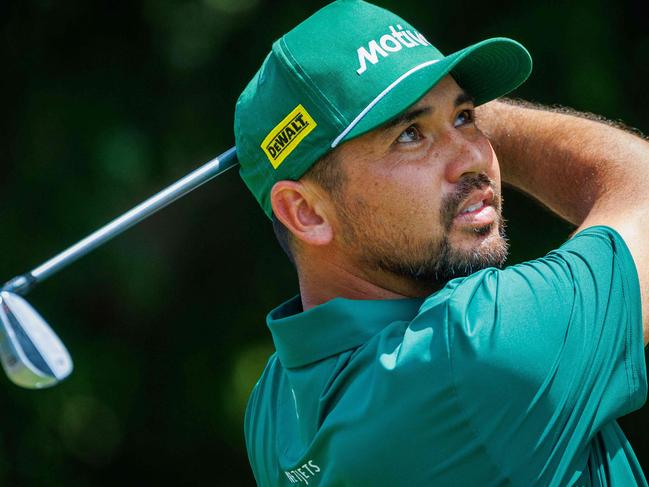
[1,147,238,389]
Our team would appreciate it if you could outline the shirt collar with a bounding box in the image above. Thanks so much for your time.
[267,295,424,368]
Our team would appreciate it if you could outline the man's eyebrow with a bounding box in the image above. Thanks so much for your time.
[455,91,475,107]
[379,91,476,133]
[380,106,432,133]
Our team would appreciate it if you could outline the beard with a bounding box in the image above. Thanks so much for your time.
[338,173,508,293]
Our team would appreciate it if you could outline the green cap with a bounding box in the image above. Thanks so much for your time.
[234,0,532,218]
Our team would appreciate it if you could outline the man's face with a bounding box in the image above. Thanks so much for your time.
[329,75,506,295]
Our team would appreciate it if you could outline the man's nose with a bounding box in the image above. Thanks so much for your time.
[443,133,492,183]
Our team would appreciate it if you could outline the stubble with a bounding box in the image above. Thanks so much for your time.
[337,173,509,293]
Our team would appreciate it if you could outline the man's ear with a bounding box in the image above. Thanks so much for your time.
[270,180,333,246]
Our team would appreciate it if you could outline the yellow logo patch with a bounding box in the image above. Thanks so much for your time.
[261,104,317,169]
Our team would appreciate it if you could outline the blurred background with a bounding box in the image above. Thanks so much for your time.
[1,0,647,485]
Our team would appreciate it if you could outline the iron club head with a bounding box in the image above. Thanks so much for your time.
[0,147,236,389]
[0,291,73,389]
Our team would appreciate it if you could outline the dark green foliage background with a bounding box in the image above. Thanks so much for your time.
[1,0,647,485]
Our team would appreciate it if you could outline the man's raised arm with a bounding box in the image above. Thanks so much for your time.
[477,100,649,344]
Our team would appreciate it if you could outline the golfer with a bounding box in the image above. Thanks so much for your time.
[235,1,648,485]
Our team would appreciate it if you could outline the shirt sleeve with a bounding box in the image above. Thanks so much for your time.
[420,226,647,484]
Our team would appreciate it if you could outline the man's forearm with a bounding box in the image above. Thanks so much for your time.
[478,99,649,342]
[476,99,649,226]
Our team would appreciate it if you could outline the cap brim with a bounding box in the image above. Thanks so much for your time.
[338,37,532,145]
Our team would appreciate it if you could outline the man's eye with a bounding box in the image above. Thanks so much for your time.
[396,125,421,143]
[454,109,474,127]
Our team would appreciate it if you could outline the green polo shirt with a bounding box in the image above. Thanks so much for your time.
[245,226,647,486]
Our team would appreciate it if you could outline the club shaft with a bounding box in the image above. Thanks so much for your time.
[4,147,238,295]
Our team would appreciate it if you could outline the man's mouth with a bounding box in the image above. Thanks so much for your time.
[460,200,487,214]
[454,189,497,226]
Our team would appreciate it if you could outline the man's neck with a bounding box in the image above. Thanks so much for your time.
[296,252,429,311]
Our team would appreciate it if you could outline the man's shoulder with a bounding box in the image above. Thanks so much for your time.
[245,352,283,428]
[419,224,634,317]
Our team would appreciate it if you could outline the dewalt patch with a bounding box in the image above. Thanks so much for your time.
[261,104,317,169]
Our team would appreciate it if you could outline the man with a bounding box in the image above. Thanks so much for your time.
[235,1,648,485]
